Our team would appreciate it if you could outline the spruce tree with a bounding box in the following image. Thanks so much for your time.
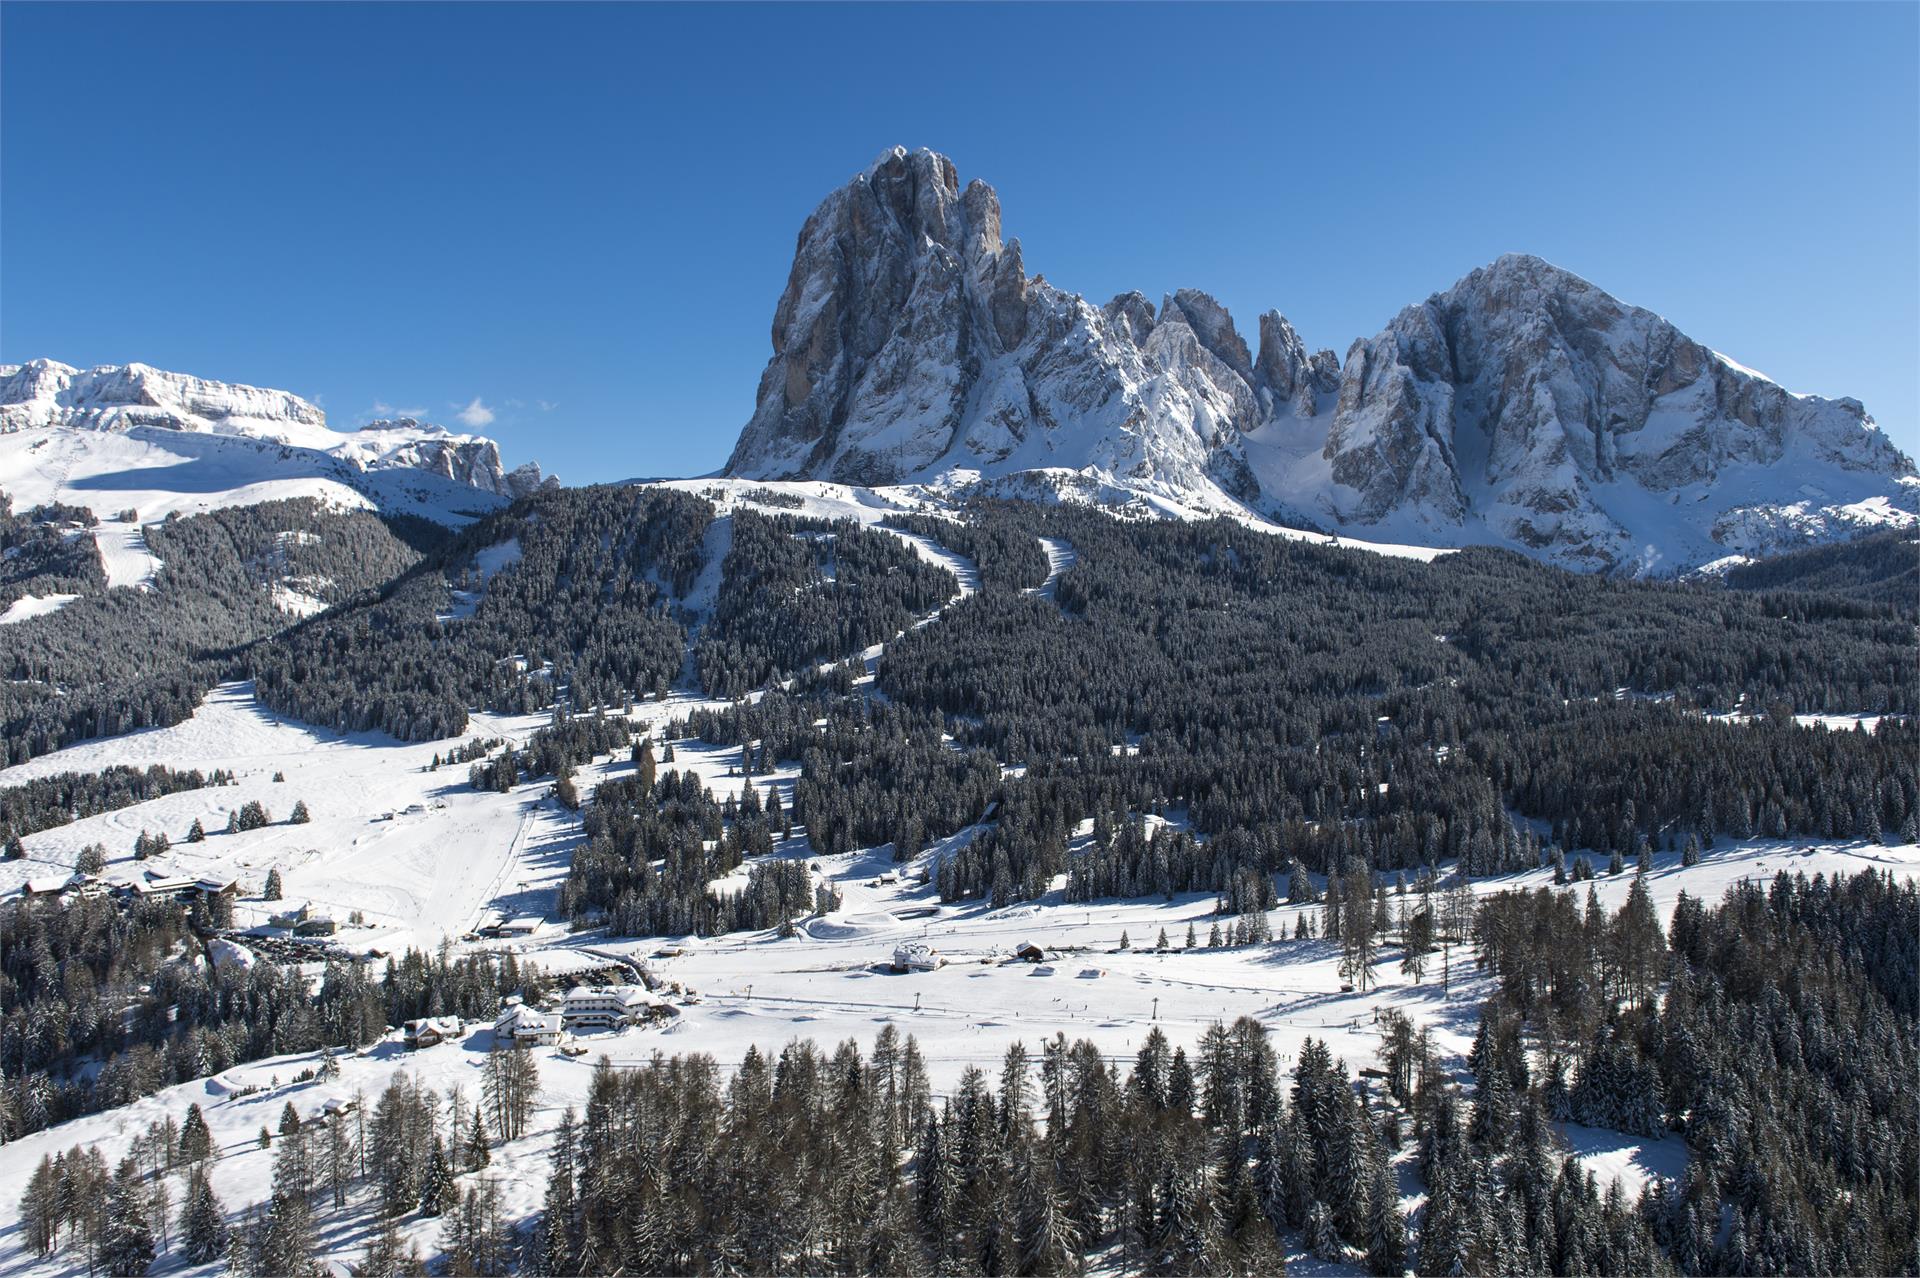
[1364,1161,1406,1276]
[102,1157,155,1277]
[179,1103,212,1163]
[464,1108,491,1170]
[417,1136,451,1217]
[1305,1198,1341,1261]
[535,1109,578,1275]
[181,1167,228,1263]
[255,1191,315,1278]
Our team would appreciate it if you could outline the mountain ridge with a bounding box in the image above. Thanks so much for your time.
[725,147,1916,573]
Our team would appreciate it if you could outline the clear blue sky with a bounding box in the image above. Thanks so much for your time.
[4,2,1915,482]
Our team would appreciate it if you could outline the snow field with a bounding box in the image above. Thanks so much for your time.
[0,421,502,582]
[0,593,78,625]
[641,475,1454,567]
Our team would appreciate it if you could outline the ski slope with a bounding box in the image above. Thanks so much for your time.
[0,593,77,625]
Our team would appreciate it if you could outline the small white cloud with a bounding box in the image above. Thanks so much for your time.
[365,401,428,422]
[455,397,496,428]
[537,400,559,413]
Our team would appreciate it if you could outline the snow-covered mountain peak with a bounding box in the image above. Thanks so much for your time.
[0,358,329,437]
[1324,255,1916,569]
[724,147,1328,514]
[724,153,1915,573]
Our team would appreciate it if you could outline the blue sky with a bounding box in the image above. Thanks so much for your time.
[4,2,1915,482]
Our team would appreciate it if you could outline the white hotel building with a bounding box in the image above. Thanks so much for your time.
[560,985,658,1030]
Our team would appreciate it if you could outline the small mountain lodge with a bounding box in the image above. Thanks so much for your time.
[403,1016,461,1050]
[269,903,311,929]
[480,915,542,939]
[494,1000,564,1047]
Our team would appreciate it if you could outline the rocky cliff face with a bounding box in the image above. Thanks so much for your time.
[0,360,549,500]
[723,147,1338,515]
[725,151,1915,573]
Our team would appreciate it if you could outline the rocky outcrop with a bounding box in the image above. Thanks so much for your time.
[351,418,551,498]
[0,360,549,501]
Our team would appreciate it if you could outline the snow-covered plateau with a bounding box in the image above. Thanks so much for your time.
[0,360,552,536]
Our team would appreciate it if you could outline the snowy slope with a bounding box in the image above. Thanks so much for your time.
[0,684,571,945]
[724,150,1915,575]
[641,475,1450,567]
[0,509,1910,1275]
[0,592,77,624]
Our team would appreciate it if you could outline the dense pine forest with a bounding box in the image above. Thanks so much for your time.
[0,498,430,767]
[0,496,107,607]
[250,486,711,738]
[583,501,1913,933]
[693,508,957,698]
